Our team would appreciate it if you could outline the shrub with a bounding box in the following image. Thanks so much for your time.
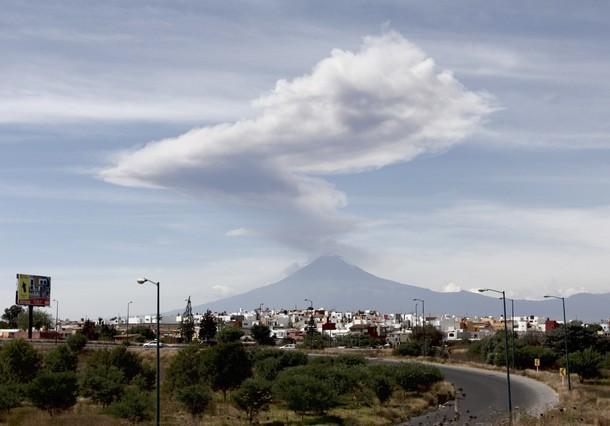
[80,365,126,406]
[232,377,272,424]
[27,371,79,415]
[175,384,212,419]
[394,341,421,357]
[368,365,396,404]
[0,383,21,414]
[45,344,78,372]
[567,347,604,383]
[395,362,442,392]
[0,339,42,383]
[217,326,244,343]
[106,387,153,423]
[66,333,88,352]
[273,371,338,416]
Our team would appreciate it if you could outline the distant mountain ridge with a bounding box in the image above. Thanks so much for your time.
[184,255,609,322]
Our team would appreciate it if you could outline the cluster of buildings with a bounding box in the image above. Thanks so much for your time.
[170,307,591,346]
[3,306,608,345]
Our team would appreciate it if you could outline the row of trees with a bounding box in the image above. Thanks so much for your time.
[0,338,155,422]
[1,305,53,331]
[166,342,445,423]
[468,322,610,382]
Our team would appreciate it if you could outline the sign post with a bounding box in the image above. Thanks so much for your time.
[534,358,540,373]
[16,273,51,339]
[560,367,566,387]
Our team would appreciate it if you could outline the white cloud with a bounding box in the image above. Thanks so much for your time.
[225,227,260,237]
[101,31,493,251]
[442,282,462,292]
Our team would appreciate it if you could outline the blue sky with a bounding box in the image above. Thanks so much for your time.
[2,1,610,318]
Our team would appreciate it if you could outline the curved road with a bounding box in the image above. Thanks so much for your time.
[312,352,557,425]
[386,361,558,425]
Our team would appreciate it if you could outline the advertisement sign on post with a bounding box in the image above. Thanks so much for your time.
[16,274,51,306]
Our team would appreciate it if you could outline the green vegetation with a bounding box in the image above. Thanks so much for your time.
[66,332,88,352]
[250,323,275,345]
[466,322,609,383]
[27,371,79,415]
[106,387,153,423]
[216,325,244,343]
[44,344,78,372]
[16,309,53,331]
[232,377,272,423]
[198,310,217,341]
[2,305,24,328]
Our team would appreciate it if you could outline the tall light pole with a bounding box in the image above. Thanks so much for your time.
[126,301,133,338]
[480,288,512,424]
[53,299,59,344]
[544,295,571,391]
[414,302,419,328]
[304,299,314,349]
[413,298,425,355]
[137,278,160,426]
[501,297,516,370]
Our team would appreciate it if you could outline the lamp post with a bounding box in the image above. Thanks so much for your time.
[53,299,59,344]
[414,302,419,328]
[413,298,425,355]
[137,278,160,426]
[126,301,133,338]
[479,288,512,424]
[544,295,571,391]
[501,297,516,370]
[304,299,314,349]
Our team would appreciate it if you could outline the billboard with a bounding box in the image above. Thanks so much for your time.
[16,274,51,306]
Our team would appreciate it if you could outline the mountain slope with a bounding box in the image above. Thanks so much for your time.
[187,256,609,321]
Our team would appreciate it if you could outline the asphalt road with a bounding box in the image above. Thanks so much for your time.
[396,362,558,426]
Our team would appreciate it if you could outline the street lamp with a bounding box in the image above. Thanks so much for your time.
[544,295,571,391]
[479,288,513,423]
[501,297,516,370]
[413,298,425,355]
[137,277,160,426]
[53,299,59,344]
[304,299,314,349]
[126,301,133,337]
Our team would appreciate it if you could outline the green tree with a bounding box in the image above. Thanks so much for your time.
[217,325,244,343]
[179,318,195,343]
[251,324,275,346]
[2,305,24,328]
[302,332,325,349]
[129,325,155,342]
[166,345,209,392]
[273,371,338,416]
[0,339,42,383]
[232,377,272,424]
[80,320,100,340]
[198,310,217,341]
[544,322,601,354]
[0,383,21,415]
[175,384,212,420]
[66,333,88,352]
[81,364,126,406]
[27,371,79,415]
[395,362,443,392]
[17,309,52,331]
[45,344,78,373]
[106,387,153,423]
[207,342,252,400]
[567,347,604,383]
[99,323,118,341]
